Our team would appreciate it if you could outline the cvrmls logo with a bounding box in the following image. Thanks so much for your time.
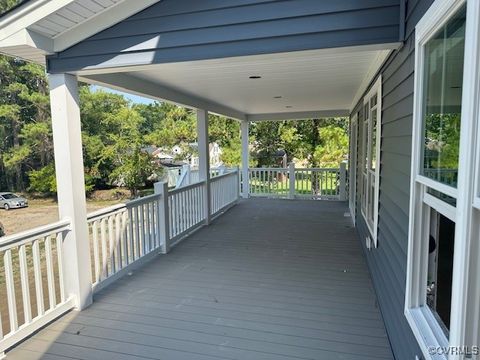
[428,346,480,356]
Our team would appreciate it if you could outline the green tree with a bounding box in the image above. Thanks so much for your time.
[103,108,161,197]
[313,125,349,167]
[250,118,348,168]
[0,0,20,12]
[0,56,51,191]
[28,163,56,194]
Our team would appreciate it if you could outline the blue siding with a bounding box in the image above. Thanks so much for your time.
[47,0,401,73]
[352,1,434,359]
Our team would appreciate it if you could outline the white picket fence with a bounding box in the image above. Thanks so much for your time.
[0,169,240,355]
[247,163,347,200]
[0,220,74,354]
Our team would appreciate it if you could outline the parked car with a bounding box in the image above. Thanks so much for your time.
[0,192,28,210]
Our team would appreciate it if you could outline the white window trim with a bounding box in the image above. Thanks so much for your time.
[349,113,358,225]
[360,76,382,247]
[450,0,480,353]
[405,0,480,358]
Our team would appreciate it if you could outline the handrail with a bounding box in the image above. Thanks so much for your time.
[87,203,126,221]
[249,167,287,171]
[295,167,339,171]
[210,169,238,183]
[126,193,160,206]
[0,218,71,250]
[169,180,205,195]
[248,167,339,171]
[86,193,161,222]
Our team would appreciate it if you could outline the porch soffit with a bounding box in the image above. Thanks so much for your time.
[79,45,392,121]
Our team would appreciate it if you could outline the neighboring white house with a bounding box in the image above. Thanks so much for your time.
[188,142,223,168]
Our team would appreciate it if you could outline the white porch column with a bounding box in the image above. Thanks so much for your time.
[197,109,211,224]
[49,73,92,310]
[154,181,170,254]
[241,120,250,198]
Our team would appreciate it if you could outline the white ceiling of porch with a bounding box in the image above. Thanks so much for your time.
[125,46,390,117]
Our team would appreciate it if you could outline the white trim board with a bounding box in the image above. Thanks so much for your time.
[349,112,358,225]
[360,75,382,247]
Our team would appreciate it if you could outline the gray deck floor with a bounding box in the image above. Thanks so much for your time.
[8,199,393,360]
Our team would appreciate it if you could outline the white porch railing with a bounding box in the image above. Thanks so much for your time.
[210,171,240,217]
[174,165,233,189]
[86,168,241,289]
[0,168,241,356]
[168,181,206,246]
[247,163,347,200]
[248,167,290,197]
[87,194,163,293]
[0,220,74,354]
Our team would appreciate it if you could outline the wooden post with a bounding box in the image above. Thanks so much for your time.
[288,162,295,199]
[241,120,250,198]
[154,182,170,254]
[48,73,92,310]
[339,162,347,201]
[197,109,211,224]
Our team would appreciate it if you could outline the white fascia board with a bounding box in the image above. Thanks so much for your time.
[0,28,53,51]
[0,0,75,42]
[80,73,247,121]
[247,110,349,122]
[53,0,161,52]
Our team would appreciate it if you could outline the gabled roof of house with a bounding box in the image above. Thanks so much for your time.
[0,0,160,64]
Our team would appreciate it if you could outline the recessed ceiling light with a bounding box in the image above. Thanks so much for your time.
[273,96,282,99]
[249,75,262,79]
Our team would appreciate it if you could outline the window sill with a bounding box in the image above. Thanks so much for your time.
[405,306,449,360]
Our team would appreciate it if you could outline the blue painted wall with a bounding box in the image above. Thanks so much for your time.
[352,1,434,359]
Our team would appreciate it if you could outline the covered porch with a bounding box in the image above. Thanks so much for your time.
[7,199,393,360]
[0,1,405,358]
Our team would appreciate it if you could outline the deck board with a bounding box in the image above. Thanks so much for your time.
[7,199,393,360]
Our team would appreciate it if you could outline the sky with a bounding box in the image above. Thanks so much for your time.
[91,85,157,105]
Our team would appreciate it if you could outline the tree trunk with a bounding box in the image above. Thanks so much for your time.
[12,117,24,191]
